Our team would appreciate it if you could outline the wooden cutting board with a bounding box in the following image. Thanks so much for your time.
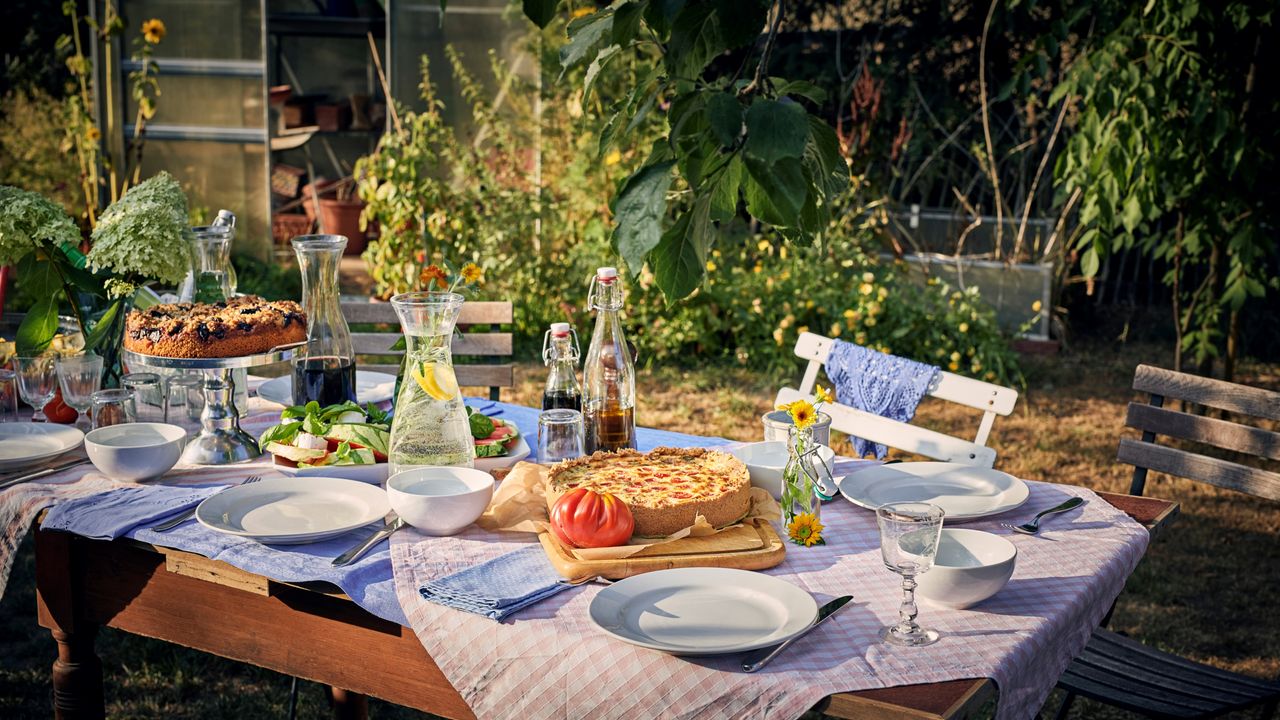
[539,518,787,582]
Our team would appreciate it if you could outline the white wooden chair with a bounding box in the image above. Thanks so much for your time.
[775,332,1019,467]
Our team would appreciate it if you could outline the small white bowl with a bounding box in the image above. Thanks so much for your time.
[85,422,187,482]
[728,441,837,499]
[386,467,495,536]
[917,528,1017,609]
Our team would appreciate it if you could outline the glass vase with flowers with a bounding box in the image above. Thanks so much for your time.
[777,386,838,547]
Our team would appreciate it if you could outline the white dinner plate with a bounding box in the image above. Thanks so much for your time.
[196,475,390,544]
[588,568,818,655]
[0,423,85,471]
[473,435,532,472]
[257,371,398,407]
[836,461,1029,521]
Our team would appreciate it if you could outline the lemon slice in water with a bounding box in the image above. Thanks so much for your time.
[412,362,459,401]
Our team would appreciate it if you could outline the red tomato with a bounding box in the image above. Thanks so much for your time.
[43,387,79,424]
[549,488,635,548]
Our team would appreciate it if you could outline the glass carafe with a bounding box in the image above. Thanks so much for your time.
[291,235,356,406]
[388,291,474,474]
[583,267,636,453]
[178,225,234,304]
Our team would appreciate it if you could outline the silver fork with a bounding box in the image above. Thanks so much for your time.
[1001,496,1085,535]
[150,475,262,532]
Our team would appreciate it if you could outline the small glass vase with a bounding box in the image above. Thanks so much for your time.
[782,426,821,525]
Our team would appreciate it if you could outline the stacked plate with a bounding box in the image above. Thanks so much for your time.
[0,424,84,471]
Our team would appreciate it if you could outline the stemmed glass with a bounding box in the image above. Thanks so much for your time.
[13,355,58,422]
[877,502,945,647]
[57,354,104,429]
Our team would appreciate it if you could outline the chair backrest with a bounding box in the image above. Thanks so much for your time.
[341,300,514,401]
[1121,364,1280,501]
[775,332,1019,466]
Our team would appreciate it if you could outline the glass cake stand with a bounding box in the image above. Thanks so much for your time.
[123,344,300,465]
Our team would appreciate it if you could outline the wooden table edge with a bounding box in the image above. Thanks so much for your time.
[29,492,1177,720]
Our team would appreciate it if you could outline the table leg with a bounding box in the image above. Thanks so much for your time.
[328,686,368,720]
[50,626,104,720]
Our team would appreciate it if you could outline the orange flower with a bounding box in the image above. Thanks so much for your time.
[141,19,166,44]
[419,264,447,289]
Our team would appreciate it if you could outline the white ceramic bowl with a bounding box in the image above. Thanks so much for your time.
[386,467,495,536]
[917,528,1017,609]
[728,441,837,499]
[85,422,187,482]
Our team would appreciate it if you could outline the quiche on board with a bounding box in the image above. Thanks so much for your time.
[124,295,306,358]
[546,447,752,537]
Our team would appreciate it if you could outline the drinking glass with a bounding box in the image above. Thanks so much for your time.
[91,388,136,429]
[538,409,585,464]
[0,369,18,422]
[121,372,164,423]
[876,502,945,647]
[57,354,103,429]
[14,355,57,422]
[164,374,204,426]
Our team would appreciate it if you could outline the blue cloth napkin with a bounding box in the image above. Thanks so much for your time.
[419,545,573,621]
[42,484,220,540]
[825,339,940,459]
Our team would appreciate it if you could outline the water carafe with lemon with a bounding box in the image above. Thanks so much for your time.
[387,291,474,474]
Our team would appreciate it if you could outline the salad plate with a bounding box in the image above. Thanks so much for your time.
[260,401,390,474]
[196,475,389,544]
[473,435,531,472]
[257,371,397,407]
[589,567,818,655]
[836,461,1029,520]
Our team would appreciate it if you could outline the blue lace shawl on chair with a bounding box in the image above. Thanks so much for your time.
[825,340,941,459]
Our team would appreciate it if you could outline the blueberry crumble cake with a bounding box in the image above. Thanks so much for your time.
[123,295,307,358]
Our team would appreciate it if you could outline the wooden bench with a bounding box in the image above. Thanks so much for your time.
[1055,364,1280,719]
[776,332,1019,466]
[340,300,514,402]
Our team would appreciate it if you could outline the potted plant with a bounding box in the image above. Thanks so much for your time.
[0,172,194,385]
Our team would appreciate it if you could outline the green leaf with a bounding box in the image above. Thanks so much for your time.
[559,10,614,72]
[1121,194,1143,233]
[709,155,743,222]
[771,78,827,104]
[522,0,560,28]
[652,195,711,300]
[583,45,621,104]
[713,0,769,49]
[744,99,809,164]
[612,160,676,273]
[611,1,645,45]
[743,155,807,226]
[1080,246,1101,277]
[804,115,849,198]
[666,3,720,80]
[706,92,743,148]
[15,297,59,356]
[81,299,121,352]
[644,0,685,35]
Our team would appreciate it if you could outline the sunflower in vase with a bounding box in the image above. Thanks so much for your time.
[777,386,836,546]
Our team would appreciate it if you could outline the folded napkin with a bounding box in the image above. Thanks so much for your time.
[420,544,573,621]
[42,484,221,541]
[825,339,940,459]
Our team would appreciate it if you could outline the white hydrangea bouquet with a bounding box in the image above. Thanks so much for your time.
[0,172,192,383]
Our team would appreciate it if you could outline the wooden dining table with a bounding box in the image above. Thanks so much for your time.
[31,489,1177,720]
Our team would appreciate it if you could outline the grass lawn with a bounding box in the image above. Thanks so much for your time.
[2,340,1277,718]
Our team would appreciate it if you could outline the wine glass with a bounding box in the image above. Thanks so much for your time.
[876,502,945,647]
[57,354,104,429]
[14,355,58,422]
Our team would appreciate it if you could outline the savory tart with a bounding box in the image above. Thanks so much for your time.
[546,447,751,537]
[124,295,306,358]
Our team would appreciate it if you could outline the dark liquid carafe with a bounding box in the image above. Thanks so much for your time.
[542,322,583,412]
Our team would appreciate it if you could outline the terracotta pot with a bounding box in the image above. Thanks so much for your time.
[318,198,368,255]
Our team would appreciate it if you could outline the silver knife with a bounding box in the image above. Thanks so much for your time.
[0,458,92,491]
[332,514,405,566]
[742,595,854,672]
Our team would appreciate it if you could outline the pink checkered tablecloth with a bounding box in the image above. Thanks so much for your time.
[392,471,1150,720]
